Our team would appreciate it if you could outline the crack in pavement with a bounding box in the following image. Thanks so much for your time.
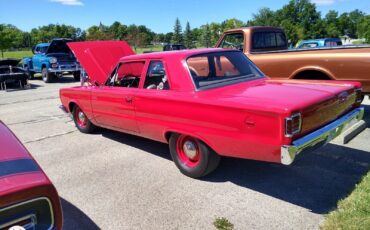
[24,130,77,144]
[0,96,59,106]
[7,115,70,126]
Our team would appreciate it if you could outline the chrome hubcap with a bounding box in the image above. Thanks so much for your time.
[78,111,85,122]
[183,140,197,159]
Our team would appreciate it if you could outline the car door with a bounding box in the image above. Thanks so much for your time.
[90,61,146,133]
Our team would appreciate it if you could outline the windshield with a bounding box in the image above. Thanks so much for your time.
[186,51,264,90]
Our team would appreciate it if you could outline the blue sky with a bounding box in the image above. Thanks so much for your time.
[0,0,369,33]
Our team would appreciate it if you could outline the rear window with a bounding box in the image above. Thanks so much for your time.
[252,31,287,51]
[187,51,264,90]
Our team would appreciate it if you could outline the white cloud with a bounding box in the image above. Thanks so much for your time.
[311,0,335,6]
[50,0,84,6]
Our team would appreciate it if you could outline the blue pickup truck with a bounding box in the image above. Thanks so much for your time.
[296,38,343,49]
[22,39,82,83]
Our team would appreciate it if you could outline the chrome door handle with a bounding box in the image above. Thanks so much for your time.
[125,96,133,103]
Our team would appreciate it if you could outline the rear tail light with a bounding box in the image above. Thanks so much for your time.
[354,88,363,103]
[285,112,302,137]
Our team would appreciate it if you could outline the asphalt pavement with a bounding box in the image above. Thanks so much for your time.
[0,77,369,230]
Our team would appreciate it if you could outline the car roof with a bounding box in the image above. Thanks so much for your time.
[119,48,232,62]
[37,43,50,47]
[301,38,341,43]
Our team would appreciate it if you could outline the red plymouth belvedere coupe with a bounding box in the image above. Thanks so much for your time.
[0,121,62,229]
[60,41,364,178]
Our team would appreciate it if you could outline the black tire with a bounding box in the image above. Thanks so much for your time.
[169,133,220,178]
[42,67,54,83]
[21,79,28,88]
[73,71,81,82]
[24,66,34,80]
[72,105,96,133]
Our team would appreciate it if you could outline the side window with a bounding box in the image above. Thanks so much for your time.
[144,61,169,90]
[35,46,40,53]
[187,56,209,77]
[219,33,244,51]
[214,56,240,77]
[252,32,287,50]
[108,61,145,88]
[301,43,318,48]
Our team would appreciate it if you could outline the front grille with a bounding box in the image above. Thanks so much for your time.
[0,197,54,230]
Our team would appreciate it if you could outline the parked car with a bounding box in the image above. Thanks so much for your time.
[215,27,370,96]
[0,121,62,229]
[296,38,343,48]
[59,41,364,178]
[22,38,82,83]
[163,43,186,51]
[0,59,28,90]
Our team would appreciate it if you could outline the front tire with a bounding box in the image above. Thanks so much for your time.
[42,67,54,83]
[169,134,220,178]
[24,65,34,80]
[72,105,96,133]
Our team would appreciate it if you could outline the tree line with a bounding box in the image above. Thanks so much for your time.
[1,0,369,54]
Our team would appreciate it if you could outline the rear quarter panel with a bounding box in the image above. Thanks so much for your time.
[135,90,287,163]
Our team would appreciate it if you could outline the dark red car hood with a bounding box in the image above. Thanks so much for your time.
[67,41,135,84]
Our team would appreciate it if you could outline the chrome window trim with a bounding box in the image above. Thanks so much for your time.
[0,197,55,230]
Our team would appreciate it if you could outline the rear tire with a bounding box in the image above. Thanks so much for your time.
[72,105,96,133]
[73,71,81,82]
[42,67,54,83]
[169,133,220,178]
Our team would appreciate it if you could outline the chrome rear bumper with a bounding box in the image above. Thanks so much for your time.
[281,107,365,165]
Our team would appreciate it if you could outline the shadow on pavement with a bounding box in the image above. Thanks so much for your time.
[61,198,100,230]
[101,129,171,161]
[203,144,370,214]
[31,75,78,84]
[97,103,370,215]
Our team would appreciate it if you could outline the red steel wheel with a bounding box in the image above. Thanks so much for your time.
[72,105,96,133]
[176,135,201,168]
[169,133,221,178]
[75,106,87,129]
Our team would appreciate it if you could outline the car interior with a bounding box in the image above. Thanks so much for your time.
[143,61,169,90]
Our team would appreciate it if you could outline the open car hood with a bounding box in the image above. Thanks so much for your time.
[0,59,21,67]
[67,41,135,84]
[46,39,73,54]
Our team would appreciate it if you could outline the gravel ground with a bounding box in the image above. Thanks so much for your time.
[1,78,369,230]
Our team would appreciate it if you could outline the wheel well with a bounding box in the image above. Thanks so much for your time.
[294,70,331,80]
[165,132,174,142]
[69,102,77,113]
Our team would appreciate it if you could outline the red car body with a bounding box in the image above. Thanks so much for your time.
[0,121,62,229]
[60,41,364,178]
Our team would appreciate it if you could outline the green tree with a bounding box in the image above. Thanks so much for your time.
[109,21,127,40]
[184,22,194,48]
[358,15,370,42]
[202,23,211,47]
[0,24,23,57]
[248,7,277,26]
[171,18,183,44]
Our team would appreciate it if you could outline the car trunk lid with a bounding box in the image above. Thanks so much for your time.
[67,41,135,85]
[199,78,359,137]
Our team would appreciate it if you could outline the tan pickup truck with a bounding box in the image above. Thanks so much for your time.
[215,26,370,94]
